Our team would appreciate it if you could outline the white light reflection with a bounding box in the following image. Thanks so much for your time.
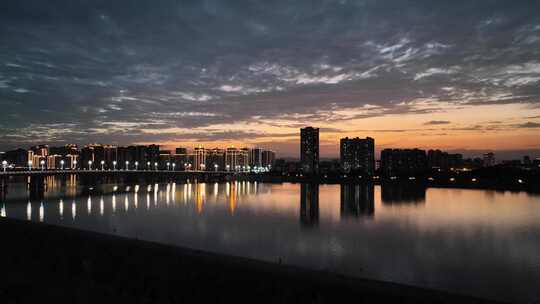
[124,195,129,212]
[214,182,218,197]
[154,184,158,206]
[181,184,186,204]
[59,199,64,219]
[39,202,44,222]
[166,184,170,206]
[26,201,31,221]
[112,194,117,213]
[134,192,138,209]
[87,196,92,214]
[71,200,76,220]
[100,196,104,216]
[172,183,176,203]
[146,193,150,210]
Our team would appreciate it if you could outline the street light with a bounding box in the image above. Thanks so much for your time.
[154,162,158,171]
[135,161,139,170]
[200,163,205,171]
[214,164,218,172]
[40,160,45,171]
[2,160,7,172]
[100,160,105,170]
[113,160,117,170]
[166,162,170,171]
[27,160,33,171]
[226,164,230,171]
[88,160,93,170]
[125,161,129,171]
[60,160,65,170]
[147,161,151,170]
[172,163,176,171]
[73,160,77,170]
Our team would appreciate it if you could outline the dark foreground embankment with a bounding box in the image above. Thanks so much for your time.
[0,218,501,304]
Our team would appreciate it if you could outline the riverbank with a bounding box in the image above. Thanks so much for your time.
[0,218,502,303]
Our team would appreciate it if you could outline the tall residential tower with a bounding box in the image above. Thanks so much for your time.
[300,127,319,174]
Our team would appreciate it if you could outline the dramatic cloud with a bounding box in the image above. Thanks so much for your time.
[1,0,540,156]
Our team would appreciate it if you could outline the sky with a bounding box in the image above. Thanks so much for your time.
[1,0,540,159]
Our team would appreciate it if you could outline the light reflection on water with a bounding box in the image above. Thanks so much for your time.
[1,180,540,303]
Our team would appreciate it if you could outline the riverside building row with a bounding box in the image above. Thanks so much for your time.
[0,144,275,171]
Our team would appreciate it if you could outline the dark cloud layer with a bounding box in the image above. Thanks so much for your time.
[1,0,540,151]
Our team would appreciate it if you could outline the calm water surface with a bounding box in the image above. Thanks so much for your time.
[1,178,539,303]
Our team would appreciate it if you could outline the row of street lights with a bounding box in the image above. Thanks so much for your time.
[2,159,270,172]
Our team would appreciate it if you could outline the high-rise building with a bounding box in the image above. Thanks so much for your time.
[30,145,49,157]
[250,148,262,168]
[261,150,276,168]
[49,144,79,157]
[300,127,319,174]
[225,147,239,171]
[3,148,32,168]
[380,149,427,176]
[147,144,160,163]
[427,150,463,170]
[206,148,225,171]
[194,146,206,171]
[340,137,375,175]
[81,144,105,168]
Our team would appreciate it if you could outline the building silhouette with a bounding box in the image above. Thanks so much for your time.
[427,150,463,171]
[340,137,375,175]
[300,127,319,174]
[380,149,427,176]
[483,152,496,167]
[261,150,276,168]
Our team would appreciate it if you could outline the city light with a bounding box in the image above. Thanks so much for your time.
[135,161,139,170]
[40,160,45,170]
[125,160,129,170]
[60,159,65,170]
[100,160,105,170]
[73,160,77,169]
[113,160,117,170]
[1,160,7,172]
[88,160,93,170]
[27,160,33,170]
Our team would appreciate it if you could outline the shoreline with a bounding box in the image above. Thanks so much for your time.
[0,218,503,303]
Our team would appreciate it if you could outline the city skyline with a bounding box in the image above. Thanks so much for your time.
[2,1,540,158]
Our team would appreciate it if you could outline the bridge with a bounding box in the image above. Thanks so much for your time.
[0,169,243,177]
[0,169,254,200]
